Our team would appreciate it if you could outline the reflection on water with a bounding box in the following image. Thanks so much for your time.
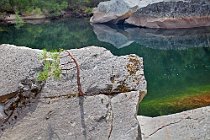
[92,24,210,50]
[0,18,210,116]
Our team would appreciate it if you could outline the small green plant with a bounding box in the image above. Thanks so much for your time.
[37,49,84,96]
[37,49,62,81]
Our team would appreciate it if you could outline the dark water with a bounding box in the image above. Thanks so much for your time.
[0,18,210,116]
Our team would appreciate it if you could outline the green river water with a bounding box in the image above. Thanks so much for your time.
[0,18,210,116]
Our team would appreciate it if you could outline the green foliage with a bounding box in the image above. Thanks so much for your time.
[15,11,24,28]
[41,1,68,16]
[0,0,69,16]
[0,12,5,20]
[0,0,13,12]
[0,0,97,17]
[25,7,42,15]
[37,49,62,81]
[84,7,92,14]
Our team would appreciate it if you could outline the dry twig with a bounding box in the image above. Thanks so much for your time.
[64,51,84,96]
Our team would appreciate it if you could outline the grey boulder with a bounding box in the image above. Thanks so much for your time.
[90,0,139,24]
[91,0,210,29]
[126,0,210,29]
[0,44,146,140]
[138,106,210,140]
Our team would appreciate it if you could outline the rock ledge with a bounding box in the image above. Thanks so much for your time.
[0,44,146,140]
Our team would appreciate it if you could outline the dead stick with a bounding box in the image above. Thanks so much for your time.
[65,51,84,96]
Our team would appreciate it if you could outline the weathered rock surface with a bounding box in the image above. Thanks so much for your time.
[91,0,210,29]
[90,0,139,24]
[126,0,210,29]
[138,106,210,140]
[42,45,146,97]
[92,24,210,49]
[0,45,42,96]
[0,44,146,140]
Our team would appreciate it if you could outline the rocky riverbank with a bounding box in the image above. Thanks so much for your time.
[0,0,107,24]
[1,11,89,24]
[91,0,210,29]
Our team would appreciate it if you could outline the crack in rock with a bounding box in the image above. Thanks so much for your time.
[147,116,205,138]
[0,77,44,134]
[147,119,183,137]
[108,97,113,139]
[48,123,61,140]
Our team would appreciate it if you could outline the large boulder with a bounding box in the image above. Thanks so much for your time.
[138,106,210,140]
[0,44,146,140]
[126,0,210,29]
[91,0,210,29]
[90,0,139,24]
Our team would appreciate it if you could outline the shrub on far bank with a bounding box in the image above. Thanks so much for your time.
[0,0,68,17]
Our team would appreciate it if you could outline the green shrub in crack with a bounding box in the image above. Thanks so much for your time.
[37,49,62,81]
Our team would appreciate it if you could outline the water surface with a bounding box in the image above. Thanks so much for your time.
[0,18,210,116]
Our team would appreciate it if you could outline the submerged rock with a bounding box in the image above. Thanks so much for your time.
[91,0,210,29]
[0,44,146,140]
[138,106,210,140]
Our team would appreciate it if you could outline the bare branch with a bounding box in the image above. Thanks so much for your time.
[65,51,84,96]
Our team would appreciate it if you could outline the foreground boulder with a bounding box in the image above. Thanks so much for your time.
[138,106,210,140]
[91,0,210,29]
[0,44,146,140]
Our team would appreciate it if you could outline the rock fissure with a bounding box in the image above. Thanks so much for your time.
[48,124,61,140]
[147,119,183,137]
[146,116,202,138]
[42,89,141,99]
[108,97,113,139]
[0,78,43,122]
[42,93,77,99]
[0,78,43,106]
